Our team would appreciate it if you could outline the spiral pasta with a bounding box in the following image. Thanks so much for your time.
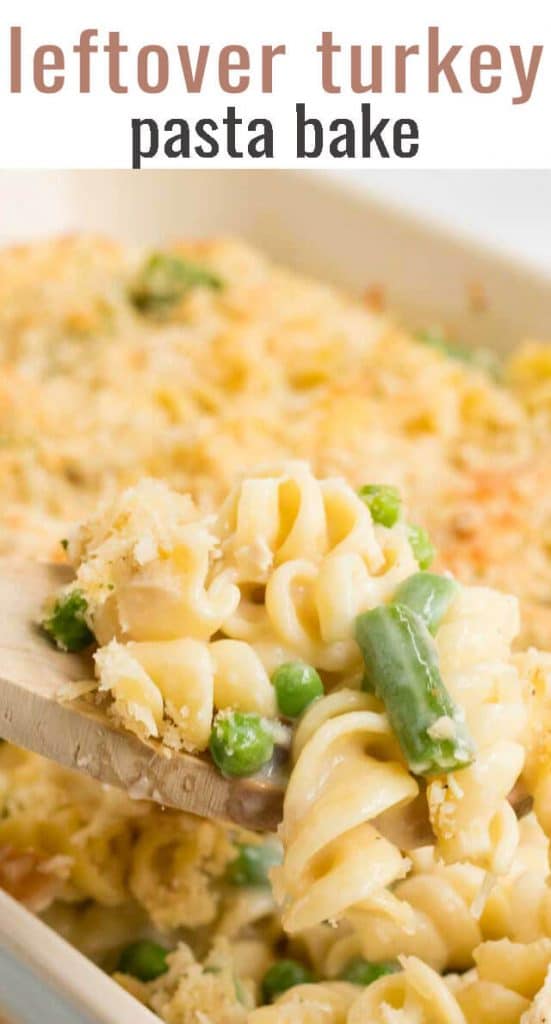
[251,945,551,1024]
[517,647,551,839]
[348,955,467,1024]
[319,815,551,976]
[428,585,527,875]
[248,982,358,1023]
[272,689,418,934]
[216,462,418,673]
[249,959,467,1024]
[94,634,275,750]
[61,477,280,750]
[453,939,551,1024]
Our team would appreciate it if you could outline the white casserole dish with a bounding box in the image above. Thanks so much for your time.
[0,169,550,352]
[0,169,549,1024]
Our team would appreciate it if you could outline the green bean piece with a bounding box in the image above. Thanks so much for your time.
[358,484,402,528]
[226,842,282,887]
[417,327,472,362]
[407,523,436,570]
[118,940,168,981]
[339,957,399,986]
[209,711,274,777]
[234,976,248,1005]
[416,329,501,379]
[272,661,324,717]
[392,572,459,634]
[355,604,475,777]
[261,960,314,1003]
[131,252,222,316]
[42,590,94,652]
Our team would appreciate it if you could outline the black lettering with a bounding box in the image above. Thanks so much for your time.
[329,118,355,157]
[223,106,243,157]
[164,119,190,158]
[361,104,389,158]
[296,103,323,158]
[132,118,158,168]
[248,119,273,157]
[195,118,218,157]
[394,119,419,157]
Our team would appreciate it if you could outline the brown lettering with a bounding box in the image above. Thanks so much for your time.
[261,44,286,92]
[73,29,98,93]
[351,45,382,93]
[177,45,210,93]
[10,26,21,93]
[428,26,462,94]
[33,45,64,93]
[137,46,169,93]
[316,31,341,93]
[470,45,501,93]
[511,45,543,104]
[218,45,250,92]
[395,45,419,92]
[105,31,128,93]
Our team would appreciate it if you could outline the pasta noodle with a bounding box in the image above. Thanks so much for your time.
[248,982,358,1023]
[216,463,417,671]
[249,945,551,1023]
[347,955,467,1024]
[517,647,551,839]
[427,585,527,875]
[317,816,551,976]
[454,939,551,1024]
[272,689,417,934]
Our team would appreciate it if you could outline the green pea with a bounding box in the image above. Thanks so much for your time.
[358,484,402,528]
[261,960,314,1003]
[42,590,94,652]
[339,957,399,986]
[226,842,282,887]
[209,711,274,777]
[392,572,458,635]
[117,940,169,982]
[272,662,323,718]
[407,523,436,570]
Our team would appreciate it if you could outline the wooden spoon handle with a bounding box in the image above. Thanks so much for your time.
[0,671,284,832]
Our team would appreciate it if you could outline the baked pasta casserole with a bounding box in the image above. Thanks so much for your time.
[1,236,551,1023]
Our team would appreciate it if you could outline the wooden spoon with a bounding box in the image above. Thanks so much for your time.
[0,559,529,844]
